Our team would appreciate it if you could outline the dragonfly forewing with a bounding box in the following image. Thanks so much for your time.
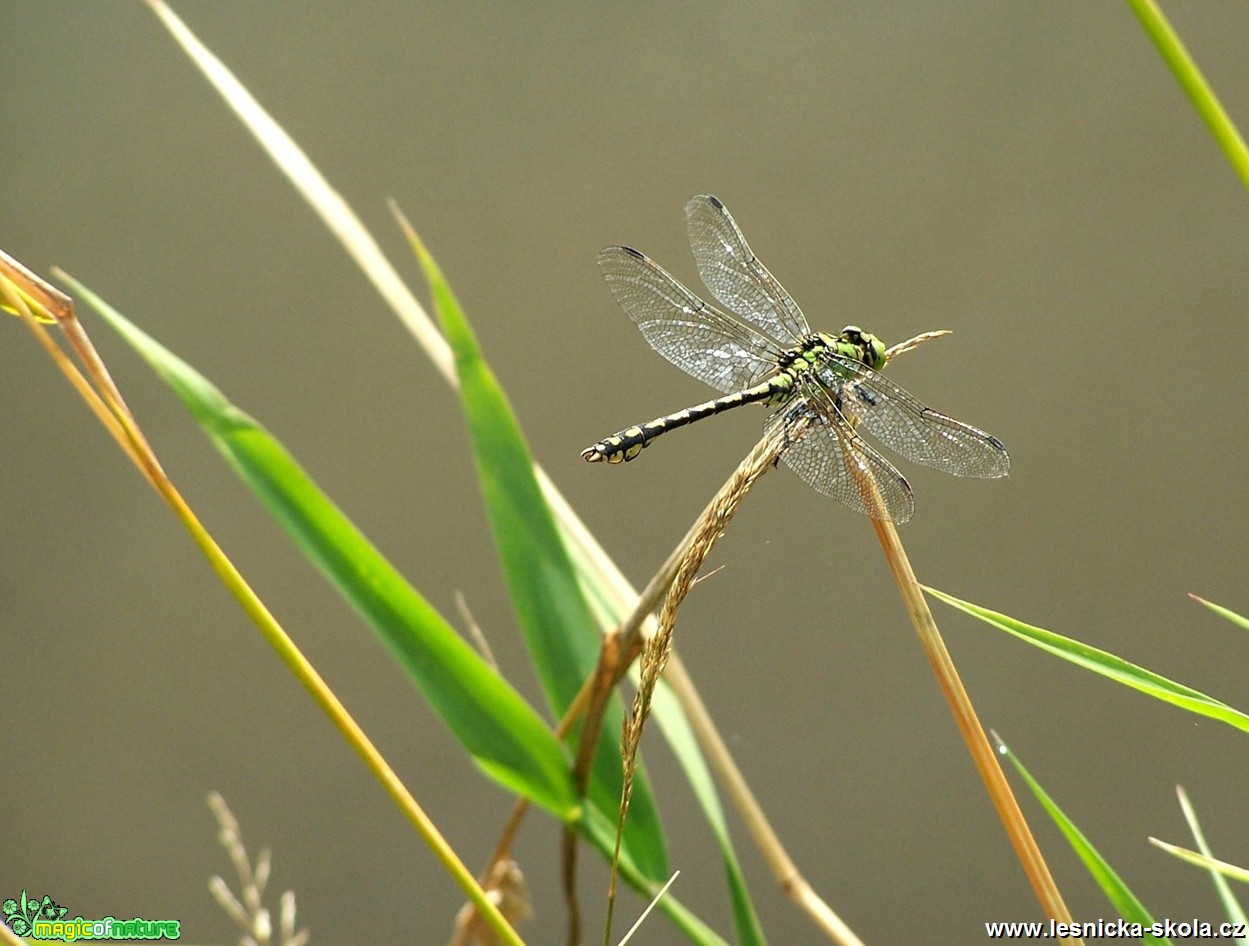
[597,245,780,394]
[685,195,811,344]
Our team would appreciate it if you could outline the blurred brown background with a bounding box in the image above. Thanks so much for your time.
[5,3,1249,943]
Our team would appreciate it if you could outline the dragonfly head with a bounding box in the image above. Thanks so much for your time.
[838,326,888,370]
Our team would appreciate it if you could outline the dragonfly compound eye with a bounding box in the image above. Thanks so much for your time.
[864,333,887,370]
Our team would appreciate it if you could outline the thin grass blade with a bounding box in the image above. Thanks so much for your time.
[649,681,766,946]
[1126,0,1249,192]
[926,588,1249,733]
[1150,838,1249,885]
[1189,594,1249,633]
[994,734,1169,945]
[577,806,728,946]
[1172,786,1249,944]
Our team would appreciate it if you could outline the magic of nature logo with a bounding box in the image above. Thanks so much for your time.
[3,890,180,941]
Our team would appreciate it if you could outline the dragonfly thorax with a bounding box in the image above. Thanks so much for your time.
[810,327,888,371]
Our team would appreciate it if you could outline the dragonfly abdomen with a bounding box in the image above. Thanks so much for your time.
[582,375,794,463]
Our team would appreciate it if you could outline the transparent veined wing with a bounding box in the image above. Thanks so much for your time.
[767,393,917,523]
[597,245,781,394]
[814,356,1011,479]
[685,195,811,344]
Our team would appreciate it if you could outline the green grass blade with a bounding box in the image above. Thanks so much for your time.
[926,587,1249,733]
[994,734,1169,945]
[407,230,668,882]
[1126,0,1249,192]
[68,274,577,819]
[1190,594,1249,633]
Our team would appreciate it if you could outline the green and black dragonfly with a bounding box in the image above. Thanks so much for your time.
[581,195,1009,523]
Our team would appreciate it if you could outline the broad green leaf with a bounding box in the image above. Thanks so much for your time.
[409,231,668,882]
[926,587,1249,733]
[69,274,577,818]
[994,734,1169,945]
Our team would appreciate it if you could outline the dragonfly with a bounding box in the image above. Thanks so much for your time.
[581,195,1010,523]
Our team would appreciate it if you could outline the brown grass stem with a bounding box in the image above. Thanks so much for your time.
[867,509,1080,944]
